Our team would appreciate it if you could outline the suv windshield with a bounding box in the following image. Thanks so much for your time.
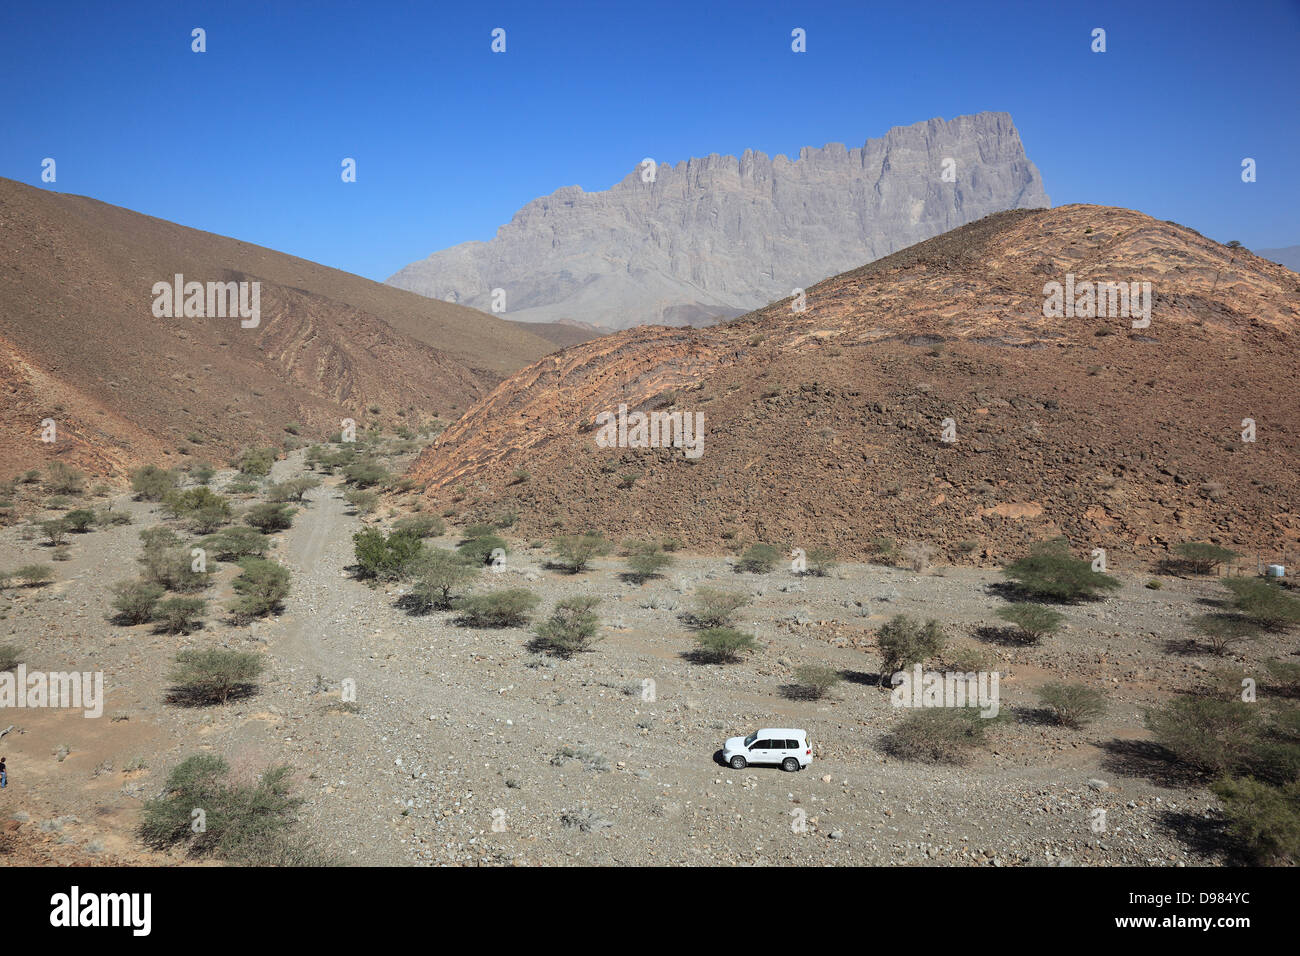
[743,731,758,747]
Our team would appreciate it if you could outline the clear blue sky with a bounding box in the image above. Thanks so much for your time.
[3,0,1297,281]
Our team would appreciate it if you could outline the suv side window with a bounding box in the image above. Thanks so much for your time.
[783,740,796,750]
[753,740,770,750]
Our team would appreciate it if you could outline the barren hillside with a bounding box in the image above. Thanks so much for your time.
[409,205,1300,566]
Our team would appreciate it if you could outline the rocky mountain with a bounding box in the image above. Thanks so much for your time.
[387,112,1049,330]
[406,204,1300,565]
[0,177,562,480]
[1257,245,1300,273]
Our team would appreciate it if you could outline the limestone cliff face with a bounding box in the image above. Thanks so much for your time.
[388,112,1049,329]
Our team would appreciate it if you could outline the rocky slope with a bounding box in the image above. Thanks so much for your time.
[0,178,561,481]
[387,113,1049,330]
[407,205,1300,567]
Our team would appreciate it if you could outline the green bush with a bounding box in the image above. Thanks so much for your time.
[96,508,132,526]
[15,563,54,586]
[44,461,86,495]
[393,514,445,539]
[737,543,780,573]
[1222,577,1300,630]
[165,487,233,533]
[267,477,320,503]
[64,508,96,532]
[229,558,291,621]
[110,580,165,624]
[138,528,209,592]
[1001,541,1121,602]
[405,549,474,612]
[457,532,506,567]
[167,649,263,704]
[453,589,540,628]
[995,602,1065,643]
[1211,776,1300,865]
[139,754,320,864]
[1194,612,1262,655]
[1146,696,1259,775]
[236,447,277,477]
[200,526,270,561]
[131,464,179,501]
[152,597,207,634]
[550,533,610,573]
[244,502,297,532]
[625,547,673,583]
[192,463,216,485]
[789,664,843,699]
[1176,541,1241,575]
[803,546,838,577]
[882,708,1004,765]
[532,596,602,658]
[40,518,70,546]
[876,615,945,679]
[1037,682,1107,728]
[0,644,21,671]
[353,528,423,581]
[344,488,378,514]
[693,627,758,663]
[688,588,750,627]
[342,459,389,488]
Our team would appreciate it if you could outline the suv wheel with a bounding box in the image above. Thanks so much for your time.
[781,757,799,772]
[729,756,747,770]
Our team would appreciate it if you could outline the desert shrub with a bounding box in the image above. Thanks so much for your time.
[45,495,71,510]
[1194,612,1262,655]
[166,487,233,533]
[1001,540,1121,602]
[244,502,297,532]
[995,602,1065,643]
[454,589,540,627]
[1210,776,1300,865]
[688,588,750,627]
[550,532,610,573]
[97,508,132,526]
[236,446,277,477]
[152,597,207,634]
[661,537,683,552]
[139,754,316,863]
[131,464,179,501]
[44,461,85,495]
[876,615,946,679]
[229,558,291,621]
[737,543,780,574]
[16,563,54,587]
[167,650,263,704]
[457,532,507,566]
[405,549,474,612]
[1266,659,1300,696]
[52,545,71,562]
[138,530,209,592]
[0,644,21,670]
[625,546,673,583]
[1176,541,1241,575]
[40,518,69,546]
[110,580,165,624]
[532,596,602,658]
[393,514,445,539]
[1037,682,1107,728]
[803,546,838,576]
[342,459,389,489]
[1145,696,1259,775]
[900,541,937,574]
[882,708,1004,765]
[510,468,530,485]
[353,528,423,581]
[344,488,378,514]
[267,477,320,503]
[789,664,843,699]
[200,526,270,561]
[64,508,96,532]
[944,644,998,673]
[193,463,216,485]
[1222,577,1300,630]
[693,627,758,663]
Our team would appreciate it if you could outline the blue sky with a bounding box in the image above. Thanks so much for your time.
[2,0,1297,281]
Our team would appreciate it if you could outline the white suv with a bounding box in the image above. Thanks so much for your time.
[722,729,812,772]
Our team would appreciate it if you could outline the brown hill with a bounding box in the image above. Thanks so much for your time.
[0,177,559,480]
[408,205,1300,566]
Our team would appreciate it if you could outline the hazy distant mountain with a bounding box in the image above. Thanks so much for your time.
[1256,245,1300,273]
[387,112,1049,330]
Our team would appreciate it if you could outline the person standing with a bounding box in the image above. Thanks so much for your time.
[0,756,6,788]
